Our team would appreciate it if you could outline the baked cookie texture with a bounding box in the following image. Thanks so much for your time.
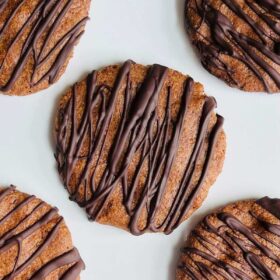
[185,0,280,93]
[54,60,226,235]
[0,0,91,96]
[0,185,85,279]
[177,197,280,279]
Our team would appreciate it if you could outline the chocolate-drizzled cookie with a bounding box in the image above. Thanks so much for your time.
[0,185,85,279]
[0,0,90,95]
[185,0,280,93]
[177,197,280,279]
[54,60,226,235]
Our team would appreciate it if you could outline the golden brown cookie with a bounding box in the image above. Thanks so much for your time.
[185,0,280,93]
[0,0,91,96]
[0,185,85,279]
[54,60,226,235]
[177,197,280,279]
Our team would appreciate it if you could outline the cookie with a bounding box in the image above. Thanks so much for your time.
[54,60,226,235]
[0,185,85,279]
[177,197,280,279]
[0,0,90,96]
[185,0,280,93]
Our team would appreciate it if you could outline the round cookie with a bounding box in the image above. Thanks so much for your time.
[0,0,91,96]
[177,197,280,279]
[54,60,226,235]
[0,185,85,279]
[185,0,280,93]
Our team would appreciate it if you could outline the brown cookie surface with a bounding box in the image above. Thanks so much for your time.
[54,60,226,235]
[185,0,280,93]
[177,197,280,279]
[0,0,90,96]
[0,185,85,279]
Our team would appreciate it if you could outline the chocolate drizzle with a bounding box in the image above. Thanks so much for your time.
[257,197,280,219]
[0,0,7,12]
[186,0,280,92]
[0,186,84,279]
[0,0,89,93]
[179,198,280,280]
[55,60,224,235]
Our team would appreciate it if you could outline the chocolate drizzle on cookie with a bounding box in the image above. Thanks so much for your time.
[0,0,8,12]
[55,60,224,235]
[0,186,85,279]
[179,198,280,279]
[0,0,88,92]
[186,0,280,92]
[257,197,280,220]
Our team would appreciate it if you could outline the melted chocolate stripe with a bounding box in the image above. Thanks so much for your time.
[246,1,280,36]
[60,260,85,280]
[0,196,35,226]
[257,197,280,219]
[180,200,280,279]
[218,212,280,265]
[181,247,251,279]
[0,0,88,92]
[256,0,280,14]
[30,248,85,280]
[0,1,44,72]
[227,232,279,280]
[0,202,45,248]
[178,263,202,279]
[0,1,25,42]
[4,218,64,280]
[164,104,224,234]
[55,60,223,235]
[0,186,84,279]
[189,0,280,92]
[245,253,279,280]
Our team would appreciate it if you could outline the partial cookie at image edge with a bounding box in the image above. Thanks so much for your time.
[177,197,280,279]
[0,185,85,279]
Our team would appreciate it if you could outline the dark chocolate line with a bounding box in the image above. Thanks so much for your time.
[30,248,85,280]
[257,197,280,220]
[0,186,84,279]
[0,0,8,12]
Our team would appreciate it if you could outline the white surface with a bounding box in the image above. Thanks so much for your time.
[0,0,279,279]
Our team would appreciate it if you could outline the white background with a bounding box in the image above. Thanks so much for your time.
[0,0,280,279]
